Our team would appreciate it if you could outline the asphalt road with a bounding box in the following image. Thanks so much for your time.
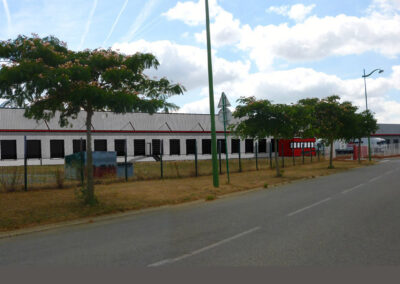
[1,159,400,266]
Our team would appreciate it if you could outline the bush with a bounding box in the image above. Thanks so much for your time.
[0,168,22,192]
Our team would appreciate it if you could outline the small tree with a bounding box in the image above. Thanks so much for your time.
[348,110,378,163]
[299,96,358,169]
[232,97,301,177]
[0,35,185,205]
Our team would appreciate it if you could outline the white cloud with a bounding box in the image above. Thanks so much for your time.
[112,40,250,90]
[163,0,221,26]
[267,4,316,22]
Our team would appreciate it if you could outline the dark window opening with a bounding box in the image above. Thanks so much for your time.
[73,139,86,154]
[1,140,17,160]
[217,139,226,154]
[27,140,41,159]
[115,140,126,156]
[152,139,161,155]
[186,139,196,155]
[231,139,240,154]
[169,139,180,155]
[245,139,254,153]
[134,140,145,156]
[258,139,267,153]
[50,140,64,158]
[202,139,211,154]
[94,139,107,152]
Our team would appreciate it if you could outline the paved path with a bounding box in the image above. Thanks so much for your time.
[1,159,400,266]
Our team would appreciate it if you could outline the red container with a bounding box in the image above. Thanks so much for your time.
[278,138,316,157]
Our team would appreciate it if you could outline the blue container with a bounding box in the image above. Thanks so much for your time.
[117,163,134,178]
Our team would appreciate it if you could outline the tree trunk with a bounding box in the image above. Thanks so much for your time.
[358,138,361,164]
[85,108,96,205]
[329,139,334,169]
[274,138,281,176]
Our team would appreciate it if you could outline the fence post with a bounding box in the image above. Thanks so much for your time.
[218,140,222,174]
[310,142,313,163]
[302,143,305,164]
[124,139,128,182]
[238,142,242,172]
[317,144,320,161]
[255,142,259,170]
[292,141,295,166]
[281,141,284,168]
[160,140,163,179]
[80,138,84,186]
[195,140,198,177]
[269,141,272,169]
[24,135,27,191]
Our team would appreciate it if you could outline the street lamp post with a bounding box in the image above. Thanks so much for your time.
[362,68,384,161]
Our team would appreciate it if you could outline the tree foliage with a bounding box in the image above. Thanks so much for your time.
[231,95,375,171]
[0,35,185,204]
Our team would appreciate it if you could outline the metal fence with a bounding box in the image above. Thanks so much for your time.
[0,146,326,192]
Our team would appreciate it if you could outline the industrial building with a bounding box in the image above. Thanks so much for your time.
[0,108,270,165]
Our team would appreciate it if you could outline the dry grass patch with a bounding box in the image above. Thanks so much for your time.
[0,159,374,232]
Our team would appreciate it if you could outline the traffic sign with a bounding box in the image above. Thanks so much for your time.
[218,108,232,123]
[218,93,231,108]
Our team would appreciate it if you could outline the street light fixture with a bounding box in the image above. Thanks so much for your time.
[362,68,384,161]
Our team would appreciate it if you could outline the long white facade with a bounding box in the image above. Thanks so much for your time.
[0,108,270,165]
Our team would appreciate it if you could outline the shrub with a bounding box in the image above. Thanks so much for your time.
[54,168,64,189]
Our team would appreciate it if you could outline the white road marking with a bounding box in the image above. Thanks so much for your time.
[287,198,332,217]
[384,170,395,175]
[342,183,365,194]
[368,175,383,183]
[380,160,390,163]
[148,227,261,267]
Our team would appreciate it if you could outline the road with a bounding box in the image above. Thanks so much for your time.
[1,159,400,266]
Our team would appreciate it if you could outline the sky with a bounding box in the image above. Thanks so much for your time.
[1,0,400,123]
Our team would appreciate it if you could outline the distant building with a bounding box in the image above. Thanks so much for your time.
[372,124,400,145]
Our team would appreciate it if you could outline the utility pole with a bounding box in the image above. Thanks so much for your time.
[205,0,219,187]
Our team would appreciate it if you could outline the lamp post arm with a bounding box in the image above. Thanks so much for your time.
[362,69,383,78]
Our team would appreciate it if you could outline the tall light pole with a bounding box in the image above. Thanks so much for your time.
[362,68,384,161]
[205,0,219,187]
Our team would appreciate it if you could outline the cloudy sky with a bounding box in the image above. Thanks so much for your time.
[1,0,400,123]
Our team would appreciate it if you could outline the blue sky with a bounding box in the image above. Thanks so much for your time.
[1,0,400,123]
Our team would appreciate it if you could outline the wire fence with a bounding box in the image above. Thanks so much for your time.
[0,148,327,192]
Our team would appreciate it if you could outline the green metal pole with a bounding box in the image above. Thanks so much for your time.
[205,0,219,187]
[302,143,305,164]
[218,140,222,174]
[269,141,272,169]
[24,135,27,191]
[124,139,128,181]
[222,94,230,183]
[292,140,295,166]
[80,138,84,185]
[281,141,284,168]
[255,142,258,170]
[195,140,198,177]
[238,142,242,172]
[160,140,163,179]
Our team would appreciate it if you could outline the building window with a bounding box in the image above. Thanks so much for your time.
[394,139,399,144]
[170,139,180,155]
[152,139,161,155]
[186,139,196,155]
[258,139,267,153]
[217,139,226,154]
[202,139,211,154]
[245,139,254,153]
[73,139,86,154]
[115,140,126,156]
[27,140,41,159]
[134,139,145,156]
[0,140,17,160]
[94,139,107,151]
[50,140,64,158]
[231,139,240,154]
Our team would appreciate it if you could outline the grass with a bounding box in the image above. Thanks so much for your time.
[0,159,375,232]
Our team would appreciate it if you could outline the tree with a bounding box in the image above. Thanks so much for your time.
[347,110,378,163]
[0,35,185,205]
[299,96,358,169]
[231,97,303,177]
